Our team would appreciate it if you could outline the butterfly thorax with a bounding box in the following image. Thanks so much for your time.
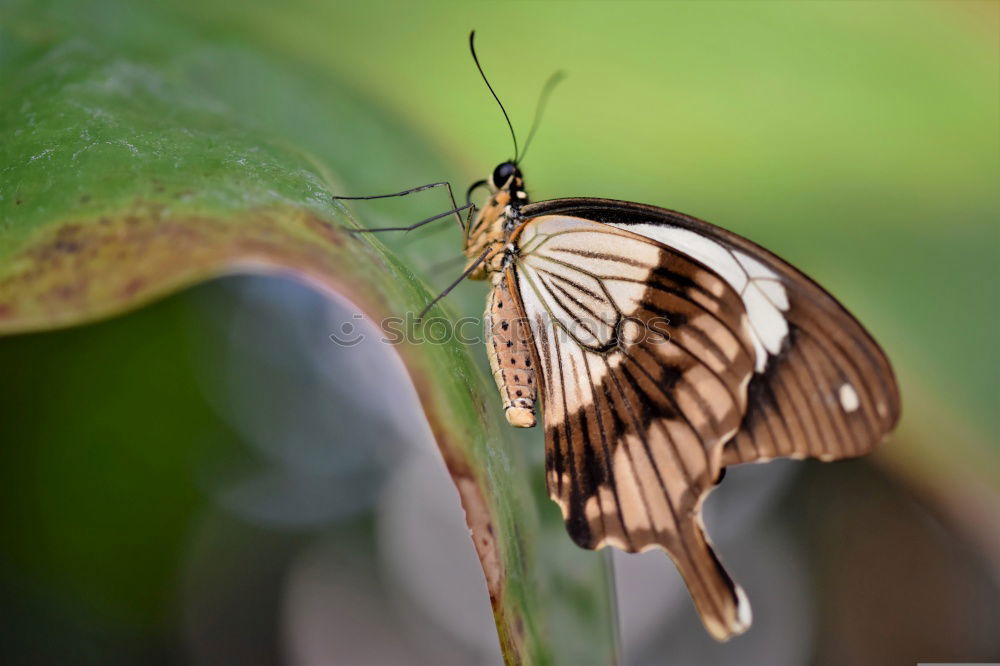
[463,164,528,280]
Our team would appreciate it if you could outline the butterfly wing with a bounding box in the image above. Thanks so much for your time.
[508,215,758,640]
[518,198,901,469]
[508,200,899,640]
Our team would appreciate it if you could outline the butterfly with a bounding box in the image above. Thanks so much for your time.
[343,31,901,642]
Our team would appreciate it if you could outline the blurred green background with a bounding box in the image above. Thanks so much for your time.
[1,1,997,665]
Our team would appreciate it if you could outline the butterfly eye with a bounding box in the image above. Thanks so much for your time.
[491,162,517,189]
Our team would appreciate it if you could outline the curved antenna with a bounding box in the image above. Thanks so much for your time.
[519,70,566,165]
[469,31,519,161]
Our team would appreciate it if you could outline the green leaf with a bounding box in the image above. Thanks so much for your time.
[0,2,616,664]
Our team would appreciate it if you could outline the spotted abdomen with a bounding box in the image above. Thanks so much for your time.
[484,271,537,428]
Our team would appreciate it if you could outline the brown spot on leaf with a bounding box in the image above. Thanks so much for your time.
[455,475,502,597]
[121,277,145,298]
[304,215,346,247]
[53,240,82,254]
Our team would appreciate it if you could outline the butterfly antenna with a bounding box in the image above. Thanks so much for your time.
[519,70,566,165]
[469,30,519,162]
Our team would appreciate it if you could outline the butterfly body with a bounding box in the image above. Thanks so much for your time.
[464,162,541,427]
[484,270,538,427]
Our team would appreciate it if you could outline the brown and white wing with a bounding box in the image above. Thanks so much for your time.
[519,198,901,469]
[510,214,757,641]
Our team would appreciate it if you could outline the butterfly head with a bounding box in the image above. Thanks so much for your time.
[489,161,521,191]
[487,162,528,206]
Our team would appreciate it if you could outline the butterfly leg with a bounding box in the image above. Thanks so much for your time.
[345,203,474,234]
[334,181,472,233]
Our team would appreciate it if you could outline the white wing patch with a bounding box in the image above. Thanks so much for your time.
[516,217,661,350]
[608,223,789,373]
[839,382,860,412]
